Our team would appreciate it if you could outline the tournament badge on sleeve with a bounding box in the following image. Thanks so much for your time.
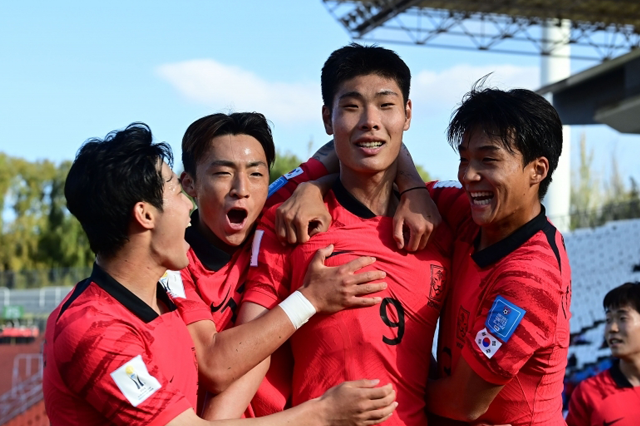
[159,270,186,299]
[485,295,526,342]
[110,355,162,407]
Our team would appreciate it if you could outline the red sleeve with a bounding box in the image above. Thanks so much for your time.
[56,319,191,426]
[426,180,469,237]
[173,266,215,327]
[244,205,295,309]
[565,381,593,426]
[265,158,328,207]
[461,257,563,385]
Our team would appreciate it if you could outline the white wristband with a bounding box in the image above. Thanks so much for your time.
[279,291,317,330]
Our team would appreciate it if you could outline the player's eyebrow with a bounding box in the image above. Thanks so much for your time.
[338,89,400,101]
[458,144,501,153]
[208,160,237,168]
[208,160,268,169]
[247,160,267,167]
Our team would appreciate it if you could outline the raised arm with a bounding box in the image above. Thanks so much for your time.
[392,144,441,251]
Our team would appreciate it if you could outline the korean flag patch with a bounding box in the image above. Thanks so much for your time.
[485,295,526,342]
[110,355,162,407]
[475,328,502,359]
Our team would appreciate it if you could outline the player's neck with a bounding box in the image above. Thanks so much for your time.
[96,247,165,314]
[339,165,398,216]
[195,214,241,255]
[478,200,542,251]
[619,356,640,387]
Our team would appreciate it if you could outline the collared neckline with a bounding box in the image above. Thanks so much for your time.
[471,206,557,268]
[332,178,377,219]
[185,209,233,271]
[91,263,177,324]
[610,359,635,389]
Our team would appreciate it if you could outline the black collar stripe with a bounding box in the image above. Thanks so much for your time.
[185,209,232,271]
[472,207,553,268]
[56,278,91,322]
[541,221,562,271]
[610,359,634,389]
[91,263,177,324]
[332,178,377,219]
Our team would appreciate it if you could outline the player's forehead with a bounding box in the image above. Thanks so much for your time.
[459,127,520,157]
[334,73,403,103]
[198,133,268,169]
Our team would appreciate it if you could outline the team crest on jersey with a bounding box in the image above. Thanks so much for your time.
[250,230,265,267]
[110,355,162,407]
[428,265,446,308]
[456,306,470,341]
[159,270,186,299]
[485,295,526,342]
[475,328,502,359]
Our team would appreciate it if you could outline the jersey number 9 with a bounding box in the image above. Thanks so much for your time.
[380,297,405,345]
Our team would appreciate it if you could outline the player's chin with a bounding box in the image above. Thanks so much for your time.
[222,230,250,247]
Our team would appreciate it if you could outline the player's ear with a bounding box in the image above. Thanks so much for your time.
[180,171,197,198]
[530,156,549,186]
[322,105,333,135]
[403,99,412,131]
[131,201,155,230]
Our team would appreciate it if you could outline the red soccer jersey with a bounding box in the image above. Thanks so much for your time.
[566,360,640,426]
[245,179,453,426]
[429,181,572,426]
[171,158,328,417]
[43,264,198,426]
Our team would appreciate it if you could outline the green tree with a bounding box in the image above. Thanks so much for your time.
[570,133,601,229]
[269,151,303,183]
[0,154,93,288]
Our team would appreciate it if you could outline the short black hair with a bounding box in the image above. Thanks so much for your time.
[65,123,173,258]
[182,112,275,178]
[604,282,640,314]
[447,80,563,199]
[321,43,411,111]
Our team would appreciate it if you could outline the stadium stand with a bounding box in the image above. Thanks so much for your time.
[564,218,640,369]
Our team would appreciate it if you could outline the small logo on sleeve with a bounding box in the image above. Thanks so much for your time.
[110,355,162,407]
[485,295,526,342]
[475,328,502,359]
[250,230,265,267]
[159,270,186,299]
[284,167,304,179]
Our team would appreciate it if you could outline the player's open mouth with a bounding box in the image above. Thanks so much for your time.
[469,191,494,206]
[226,208,248,230]
[609,338,623,346]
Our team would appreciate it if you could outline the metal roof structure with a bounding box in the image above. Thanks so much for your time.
[323,0,640,61]
[537,47,640,133]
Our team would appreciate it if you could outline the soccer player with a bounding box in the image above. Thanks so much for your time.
[566,282,640,426]
[172,112,391,419]
[42,123,399,426]
[421,86,571,426]
[241,43,452,426]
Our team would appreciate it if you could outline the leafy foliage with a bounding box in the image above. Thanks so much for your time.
[0,154,93,288]
[570,134,640,230]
